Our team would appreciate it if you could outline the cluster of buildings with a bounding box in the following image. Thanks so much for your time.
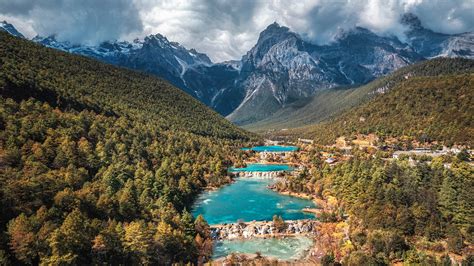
[392,147,466,159]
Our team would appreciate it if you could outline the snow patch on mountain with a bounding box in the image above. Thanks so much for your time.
[0,21,24,38]
[2,14,473,123]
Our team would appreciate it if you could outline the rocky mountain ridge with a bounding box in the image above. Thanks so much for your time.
[2,14,473,125]
[226,22,424,124]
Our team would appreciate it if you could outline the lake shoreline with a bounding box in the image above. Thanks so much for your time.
[269,187,336,264]
[194,144,328,264]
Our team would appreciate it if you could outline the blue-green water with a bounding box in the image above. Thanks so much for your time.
[192,178,315,225]
[213,236,313,260]
[241,145,299,152]
[229,164,294,172]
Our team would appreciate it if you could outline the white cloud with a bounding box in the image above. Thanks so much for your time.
[0,0,143,44]
[1,0,473,62]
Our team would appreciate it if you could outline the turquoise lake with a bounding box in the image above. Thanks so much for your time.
[213,236,313,260]
[229,163,294,172]
[192,178,315,225]
[241,145,299,152]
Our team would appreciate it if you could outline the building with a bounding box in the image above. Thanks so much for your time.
[298,138,314,144]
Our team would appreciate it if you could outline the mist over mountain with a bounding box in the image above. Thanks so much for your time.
[2,13,473,124]
[401,13,474,58]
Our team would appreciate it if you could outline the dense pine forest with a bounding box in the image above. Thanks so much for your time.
[0,32,253,264]
[276,150,473,264]
[309,74,473,145]
[1,23,473,265]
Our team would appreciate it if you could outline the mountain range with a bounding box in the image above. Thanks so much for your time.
[2,14,473,127]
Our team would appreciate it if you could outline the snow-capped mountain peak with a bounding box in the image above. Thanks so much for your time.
[1,15,473,125]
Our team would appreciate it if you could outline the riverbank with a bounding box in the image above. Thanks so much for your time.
[268,187,343,264]
[196,144,332,264]
[209,250,315,265]
[270,188,330,212]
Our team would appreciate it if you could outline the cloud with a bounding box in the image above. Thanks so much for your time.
[0,0,143,44]
[1,0,473,62]
[137,0,474,61]
[138,0,261,62]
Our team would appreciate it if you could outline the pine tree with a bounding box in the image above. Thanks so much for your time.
[123,221,154,265]
[45,209,92,264]
[118,179,139,219]
[7,214,37,264]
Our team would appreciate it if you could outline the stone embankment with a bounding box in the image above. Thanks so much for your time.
[210,219,318,240]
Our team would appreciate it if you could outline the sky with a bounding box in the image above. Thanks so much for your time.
[1,0,474,62]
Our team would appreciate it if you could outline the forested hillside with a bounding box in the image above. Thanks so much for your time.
[247,58,474,132]
[308,74,473,145]
[276,151,473,264]
[0,32,252,264]
[271,59,474,145]
[0,31,249,139]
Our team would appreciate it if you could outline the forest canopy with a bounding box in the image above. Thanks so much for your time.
[0,32,252,264]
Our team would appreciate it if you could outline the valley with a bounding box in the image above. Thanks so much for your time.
[0,6,473,266]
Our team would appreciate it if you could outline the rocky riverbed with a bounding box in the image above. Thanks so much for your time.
[210,219,318,240]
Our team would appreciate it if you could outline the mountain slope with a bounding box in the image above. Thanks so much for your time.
[245,58,474,132]
[2,14,473,123]
[0,21,24,38]
[31,32,217,99]
[226,23,423,125]
[0,31,254,265]
[0,31,249,139]
[282,59,474,145]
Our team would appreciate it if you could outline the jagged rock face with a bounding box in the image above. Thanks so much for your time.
[227,23,422,125]
[402,13,474,59]
[115,34,212,96]
[183,63,241,114]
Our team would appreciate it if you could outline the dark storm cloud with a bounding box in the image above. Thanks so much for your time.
[1,0,473,61]
[0,0,143,44]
